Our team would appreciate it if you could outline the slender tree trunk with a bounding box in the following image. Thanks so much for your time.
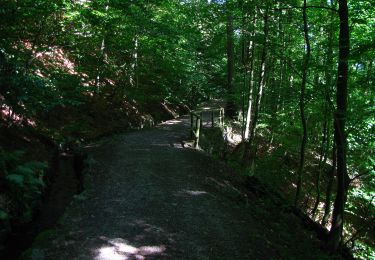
[312,102,329,218]
[244,65,254,140]
[270,7,286,147]
[322,141,336,226]
[328,0,350,251]
[242,7,269,167]
[248,8,269,143]
[241,70,247,139]
[295,0,311,207]
[130,36,139,88]
[366,60,373,87]
[241,11,249,139]
[249,60,265,142]
[95,2,109,94]
[244,16,256,140]
[315,2,335,219]
[226,7,236,119]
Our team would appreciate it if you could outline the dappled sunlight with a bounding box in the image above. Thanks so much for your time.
[171,143,184,149]
[224,125,243,145]
[311,150,333,166]
[21,42,119,92]
[160,119,183,125]
[200,106,215,111]
[95,237,166,260]
[182,189,208,196]
[206,177,227,189]
[22,42,78,75]
[0,103,36,126]
[1,0,370,257]
[96,247,125,260]
[84,144,101,149]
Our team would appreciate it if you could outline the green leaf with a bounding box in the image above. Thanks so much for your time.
[6,174,24,186]
[24,161,48,171]
[0,210,8,220]
[28,177,45,187]
[12,165,34,176]
[4,150,25,166]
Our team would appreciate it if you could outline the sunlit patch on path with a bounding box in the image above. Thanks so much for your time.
[95,237,165,260]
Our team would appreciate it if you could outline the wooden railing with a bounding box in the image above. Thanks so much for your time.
[190,107,224,148]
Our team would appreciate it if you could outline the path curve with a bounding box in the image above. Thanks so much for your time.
[26,116,328,259]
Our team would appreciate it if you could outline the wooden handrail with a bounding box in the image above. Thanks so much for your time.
[190,107,224,148]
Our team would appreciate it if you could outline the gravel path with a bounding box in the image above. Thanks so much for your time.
[25,116,329,260]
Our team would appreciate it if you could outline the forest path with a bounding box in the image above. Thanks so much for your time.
[26,116,328,259]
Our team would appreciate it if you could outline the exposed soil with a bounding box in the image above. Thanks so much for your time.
[23,116,332,259]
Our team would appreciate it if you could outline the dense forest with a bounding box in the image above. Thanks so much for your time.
[0,0,374,259]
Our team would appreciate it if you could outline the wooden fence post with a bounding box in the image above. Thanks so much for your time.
[195,115,201,148]
[200,112,203,130]
[191,107,224,147]
[190,112,194,138]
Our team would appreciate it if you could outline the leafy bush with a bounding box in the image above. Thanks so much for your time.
[0,147,47,224]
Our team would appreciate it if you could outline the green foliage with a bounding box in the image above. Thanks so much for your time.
[346,186,375,258]
[0,147,47,223]
[0,0,373,256]
[352,241,375,260]
[0,210,8,221]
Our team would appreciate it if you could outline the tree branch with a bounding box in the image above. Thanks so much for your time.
[350,167,375,183]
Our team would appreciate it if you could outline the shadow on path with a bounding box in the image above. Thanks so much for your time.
[24,116,329,259]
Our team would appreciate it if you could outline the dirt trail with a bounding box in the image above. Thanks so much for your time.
[25,116,329,259]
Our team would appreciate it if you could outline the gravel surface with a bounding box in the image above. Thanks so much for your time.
[25,116,330,260]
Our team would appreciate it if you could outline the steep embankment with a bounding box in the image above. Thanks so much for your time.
[24,116,331,259]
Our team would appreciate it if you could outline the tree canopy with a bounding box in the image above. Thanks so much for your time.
[0,0,373,258]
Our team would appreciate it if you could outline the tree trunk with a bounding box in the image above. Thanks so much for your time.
[312,102,329,218]
[328,0,350,251]
[294,0,311,207]
[248,7,269,143]
[226,7,236,119]
[322,142,336,226]
[241,10,249,139]
[244,16,256,140]
[95,2,109,94]
[130,36,139,88]
[366,60,373,88]
[315,1,335,220]
[242,7,269,167]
